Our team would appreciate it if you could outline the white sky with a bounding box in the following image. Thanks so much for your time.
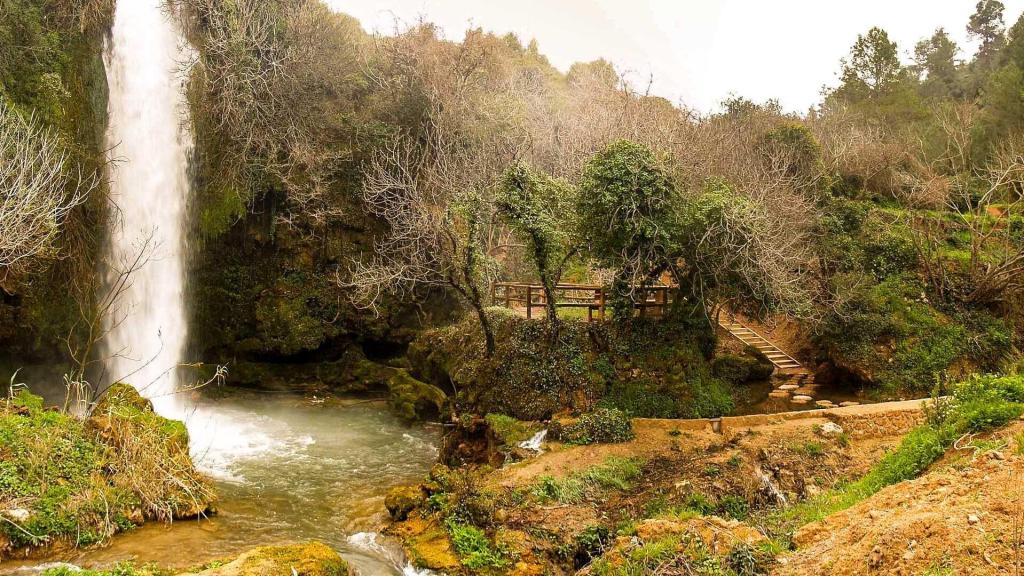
[325,0,1024,114]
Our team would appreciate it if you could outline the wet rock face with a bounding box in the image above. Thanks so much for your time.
[183,542,353,576]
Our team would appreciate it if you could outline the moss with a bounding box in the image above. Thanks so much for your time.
[386,368,447,421]
[385,485,426,521]
[0,0,112,362]
[484,413,538,445]
[711,352,774,384]
[185,542,352,575]
[0,389,212,553]
[42,563,167,576]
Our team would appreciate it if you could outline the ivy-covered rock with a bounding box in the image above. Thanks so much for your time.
[408,311,731,421]
[819,274,1012,394]
[711,348,775,384]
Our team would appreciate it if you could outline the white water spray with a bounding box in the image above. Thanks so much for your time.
[103,0,192,416]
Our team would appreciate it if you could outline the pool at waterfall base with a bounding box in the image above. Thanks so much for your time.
[1,390,439,576]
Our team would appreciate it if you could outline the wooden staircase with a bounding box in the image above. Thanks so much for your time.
[719,318,805,373]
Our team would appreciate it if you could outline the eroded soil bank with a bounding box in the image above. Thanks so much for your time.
[386,401,927,574]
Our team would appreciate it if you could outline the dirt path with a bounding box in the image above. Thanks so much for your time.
[493,399,927,489]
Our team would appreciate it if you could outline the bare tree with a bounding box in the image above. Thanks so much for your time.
[0,99,95,276]
[950,140,1024,304]
[346,132,502,355]
[898,105,1024,305]
[169,0,363,223]
[344,27,535,356]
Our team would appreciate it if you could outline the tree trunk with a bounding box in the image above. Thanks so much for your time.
[473,300,496,358]
[541,278,560,333]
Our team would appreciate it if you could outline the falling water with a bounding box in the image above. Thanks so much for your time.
[102,0,192,416]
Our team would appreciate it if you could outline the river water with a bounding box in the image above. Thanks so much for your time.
[3,390,439,575]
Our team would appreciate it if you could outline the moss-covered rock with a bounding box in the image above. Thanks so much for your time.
[385,485,426,521]
[389,515,462,573]
[183,542,352,576]
[0,389,213,557]
[386,368,447,421]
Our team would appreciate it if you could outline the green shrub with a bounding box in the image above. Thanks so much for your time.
[445,518,509,570]
[684,493,716,515]
[863,230,918,279]
[574,525,612,564]
[718,495,750,520]
[562,408,634,445]
[726,542,771,576]
[681,374,735,418]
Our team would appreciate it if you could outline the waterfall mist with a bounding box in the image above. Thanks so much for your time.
[102,0,193,416]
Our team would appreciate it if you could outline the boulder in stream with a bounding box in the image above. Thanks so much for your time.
[183,542,353,575]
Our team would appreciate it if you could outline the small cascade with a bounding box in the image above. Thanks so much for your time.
[519,429,548,453]
[755,465,788,507]
[102,0,194,416]
[347,532,436,576]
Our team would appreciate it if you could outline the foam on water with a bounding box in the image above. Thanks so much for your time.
[347,532,435,576]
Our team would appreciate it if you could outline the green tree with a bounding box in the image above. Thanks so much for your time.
[830,27,926,127]
[913,28,963,100]
[977,64,1024,153]
[835,27,905,101]
[1004,13,1024,69]
[497,163,578,330]
[968,0,1007,61]
[966,0,1008,95]
[577,140,679,318]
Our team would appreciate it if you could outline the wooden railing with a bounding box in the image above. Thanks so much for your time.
[491,282,673,322]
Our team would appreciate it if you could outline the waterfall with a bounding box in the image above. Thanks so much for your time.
[102,0,193,416]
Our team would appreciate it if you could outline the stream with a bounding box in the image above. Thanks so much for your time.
[3,390,439,575]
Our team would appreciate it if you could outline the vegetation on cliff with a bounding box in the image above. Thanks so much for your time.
[0,0,113,370]
[409,310,740,423]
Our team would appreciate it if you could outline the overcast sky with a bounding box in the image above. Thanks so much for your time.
[325,0,1024,114]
